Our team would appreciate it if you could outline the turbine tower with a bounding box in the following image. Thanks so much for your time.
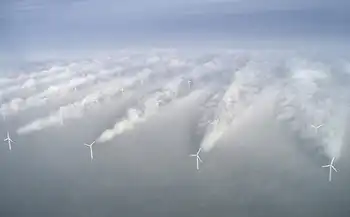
[60,111,64,125]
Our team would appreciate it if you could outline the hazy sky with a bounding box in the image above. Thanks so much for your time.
[2,0,350,55]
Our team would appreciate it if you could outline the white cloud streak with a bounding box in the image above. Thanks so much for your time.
[275,61,349,159]
[198,56,280,151]
[96,75,192,143]
[0,48,348,161]
[16,65,155,135]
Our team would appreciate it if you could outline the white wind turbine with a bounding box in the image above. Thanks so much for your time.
[188,79,193,88]
[84,141,96,160]
[207,118,220,126]
[311,124,323,133]
[322,157,338,182]
[156,99,162,107]
[4,131,14,151]
[190,147,203,170]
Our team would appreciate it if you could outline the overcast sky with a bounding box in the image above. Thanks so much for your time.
[2,0,350,56]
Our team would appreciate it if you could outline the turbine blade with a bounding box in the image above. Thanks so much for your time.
[331,157,335,164]
[91,141,96,146]
[331,166,338,172]
[198,156,203,163]
[322,165,330,168]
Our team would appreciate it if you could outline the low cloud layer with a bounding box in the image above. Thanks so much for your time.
[1,48,349,162]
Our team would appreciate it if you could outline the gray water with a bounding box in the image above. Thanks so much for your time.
[0,96,349,217]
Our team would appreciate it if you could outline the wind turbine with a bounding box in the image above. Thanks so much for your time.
[120,88,125,94]
[225,97,234,105]
[156,99,162,107]
[322,157,338,182]
[188,79,193,89]
[84,141,96,160]
[311,124,323,133]
[190,147,203,170]
[223,97,234,115]
[207,118,219,126]
[4,131,14,151]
